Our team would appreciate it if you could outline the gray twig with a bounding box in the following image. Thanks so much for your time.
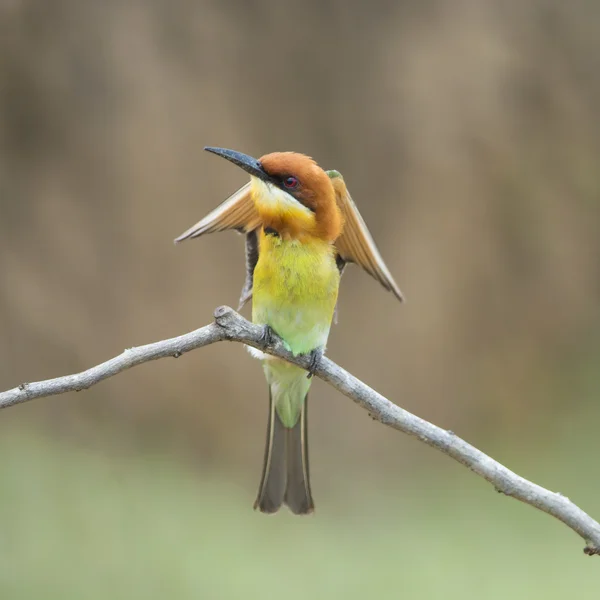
[1,305,598,556]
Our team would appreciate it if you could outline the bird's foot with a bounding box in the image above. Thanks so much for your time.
[260,324,276,347]
[306,347,324,379]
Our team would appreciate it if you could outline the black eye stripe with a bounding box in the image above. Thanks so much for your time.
[277,182,315,213]
[265,173,316,213]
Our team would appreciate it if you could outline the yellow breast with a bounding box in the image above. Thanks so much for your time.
[252,231,340,355]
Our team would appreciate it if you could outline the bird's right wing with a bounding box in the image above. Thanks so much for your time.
[174,183,261,242]
[174,183,262,309]
[238,230,259,310]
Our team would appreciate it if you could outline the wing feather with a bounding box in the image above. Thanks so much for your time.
[329,171,404,302]
[174,183,261,309]
[174,183,260,242]
[239,230,259,310]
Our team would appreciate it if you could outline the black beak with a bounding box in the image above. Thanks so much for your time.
[204,147,271,182]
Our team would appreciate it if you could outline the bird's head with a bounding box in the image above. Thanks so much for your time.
[205,147,342,242]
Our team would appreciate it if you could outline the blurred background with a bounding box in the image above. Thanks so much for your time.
[1,0,599,596]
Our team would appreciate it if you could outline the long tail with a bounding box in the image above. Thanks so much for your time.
[254,390,314,515]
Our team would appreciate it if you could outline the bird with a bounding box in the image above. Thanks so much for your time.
[175,147,403,514]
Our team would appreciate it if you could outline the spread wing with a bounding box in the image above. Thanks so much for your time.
[174,183,261,309]
[328,171,404,302]
[174,183,260,242]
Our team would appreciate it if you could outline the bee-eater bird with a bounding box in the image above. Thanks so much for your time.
[175,147,402,514]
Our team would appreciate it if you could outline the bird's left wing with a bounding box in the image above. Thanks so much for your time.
[328,171,404,302]
[174,183,261,309]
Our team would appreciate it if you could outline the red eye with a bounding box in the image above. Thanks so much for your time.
[283,176,298,189]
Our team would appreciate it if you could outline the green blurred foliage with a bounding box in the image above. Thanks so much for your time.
[0,0,599,594]
[0,427,598,599]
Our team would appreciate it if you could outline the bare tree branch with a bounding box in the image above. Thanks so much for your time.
[1,305,598,556]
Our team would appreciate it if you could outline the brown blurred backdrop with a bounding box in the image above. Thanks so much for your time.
[0,0,599,596]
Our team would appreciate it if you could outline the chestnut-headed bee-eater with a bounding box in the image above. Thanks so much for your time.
[175,147,402,514]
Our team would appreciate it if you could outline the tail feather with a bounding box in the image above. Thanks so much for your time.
[284,398,314,514]
[254,391,314,515]
[254,390,286,513]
